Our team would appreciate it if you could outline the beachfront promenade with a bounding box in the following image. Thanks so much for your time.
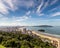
[31,31,60,48]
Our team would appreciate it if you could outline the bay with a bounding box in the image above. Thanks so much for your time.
[25,26,60,35]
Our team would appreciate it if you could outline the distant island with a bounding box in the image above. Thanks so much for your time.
[33,25,53,27]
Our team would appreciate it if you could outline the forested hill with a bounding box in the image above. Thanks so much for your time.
[0,31,56,48]
[34,25,53,27]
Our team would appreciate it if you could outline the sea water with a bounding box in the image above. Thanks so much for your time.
[25,26,60,35]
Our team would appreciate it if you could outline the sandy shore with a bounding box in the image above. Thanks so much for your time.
[32,31,60,48]
[36,31,60,39]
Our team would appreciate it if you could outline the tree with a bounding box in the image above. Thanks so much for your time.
[0,36,3,44]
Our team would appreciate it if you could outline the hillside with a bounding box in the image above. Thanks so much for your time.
[34,25,53,27]
[0,31,56,48]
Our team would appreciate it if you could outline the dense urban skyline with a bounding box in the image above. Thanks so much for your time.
[0,0,60,26]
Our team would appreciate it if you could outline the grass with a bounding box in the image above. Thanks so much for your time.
[0,45,6,48]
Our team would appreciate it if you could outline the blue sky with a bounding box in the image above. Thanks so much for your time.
[0,0,60,26]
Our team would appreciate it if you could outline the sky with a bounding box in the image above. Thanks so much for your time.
[0,0,60,26]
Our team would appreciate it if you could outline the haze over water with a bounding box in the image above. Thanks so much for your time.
[25,26,60,35]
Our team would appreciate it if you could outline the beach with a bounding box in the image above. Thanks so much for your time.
[32,31,60,48]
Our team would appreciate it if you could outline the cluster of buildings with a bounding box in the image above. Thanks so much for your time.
[0,27,32,35]
[0,27,18,32]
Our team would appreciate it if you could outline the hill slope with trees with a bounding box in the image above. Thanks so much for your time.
[0,31,56,48]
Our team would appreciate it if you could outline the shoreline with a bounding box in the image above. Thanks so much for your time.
[36,31,60,39]
[32,31,60,48]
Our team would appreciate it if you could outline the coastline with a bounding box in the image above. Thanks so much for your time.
[32,30,60,48]
[36,31,60,39]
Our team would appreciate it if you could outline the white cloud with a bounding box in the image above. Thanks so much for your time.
[36,0,44,13]
[1,17,8,20]
[0,16,9,21]
[36,0,49,14]
[14,0,34,8]
[3,0,18,11]
[36,0,49,17]
[42,0,49,11]
[0,14,4,17]
[50,0,58,5]
[48,7,58,12]
[48,6,60,12]
[0,21,30,26]
[12,15,31,22]
[0,22,20,26]
[36,0,45,16]
[52,12,60,17]
[0,0,18,15]
[39,13,44,16]
[0,15,31,26]
[0,0,9,14]
[0,0,35,15]
[26,11,31,15]
[15,16,29,22]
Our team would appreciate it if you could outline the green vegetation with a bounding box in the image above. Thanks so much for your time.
[0,45,6,48]
[0,31,56,48]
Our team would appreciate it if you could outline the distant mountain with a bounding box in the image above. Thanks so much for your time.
[34,25,53,27]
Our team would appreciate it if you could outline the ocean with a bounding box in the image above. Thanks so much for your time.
[25,26,60,35]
